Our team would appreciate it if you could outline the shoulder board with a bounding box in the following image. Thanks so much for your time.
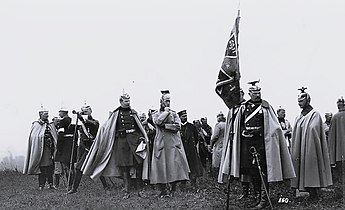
[262,100,269,108]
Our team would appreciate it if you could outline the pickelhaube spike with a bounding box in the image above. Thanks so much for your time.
[298,87,307,93]
[248,80,260,87]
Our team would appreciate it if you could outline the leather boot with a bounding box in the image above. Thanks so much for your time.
[253,180,270,209]
[237,182,249,200]
[67,170,82,194]
[54,174,60,188]
[308,188,319,201]
[251,179,261,207]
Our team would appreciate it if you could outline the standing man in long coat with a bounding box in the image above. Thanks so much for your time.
[328,97,345,181]
[209,112,226,178]
[230,81,295,209]
[328,97,345,165]
[82,93,150,199]
[291,87,332,200]
[23,107,57,190]
[178,110,203,189]
[150,90,190,197]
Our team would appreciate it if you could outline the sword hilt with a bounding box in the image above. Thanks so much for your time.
[250,146,257,155]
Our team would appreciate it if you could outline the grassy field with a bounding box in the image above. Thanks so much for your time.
[0,169,344,210]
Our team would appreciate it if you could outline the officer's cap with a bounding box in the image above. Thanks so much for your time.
[325,112,333,117]
[177,110,187,117]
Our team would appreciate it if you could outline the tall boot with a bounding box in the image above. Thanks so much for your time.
[122,171,130,199]
[67,170,82,194]
[100,176,110,190]
[169,181,177,197]
[308,188,319,201]
[237,182,249,200]
[67,170,75,191]
[158,183,168,197]
[253,180,270,210]
[251,178,261,207]
[38,174,45,190]
[136,178,146,197]
[54,174,60,188]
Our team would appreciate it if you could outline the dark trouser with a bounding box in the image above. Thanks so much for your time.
[71,169,112,192]
[61,162,75,188]
[39,165,54,187]
[100,176,112,189]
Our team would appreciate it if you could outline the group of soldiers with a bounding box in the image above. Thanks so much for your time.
[217,82,344,209]
[23,82,344,209]
[23,90,215,199]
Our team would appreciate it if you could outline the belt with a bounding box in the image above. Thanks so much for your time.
[63,134,74,137]
[125,129,135,134]
[245,126,262,130]
[116,129,136,136]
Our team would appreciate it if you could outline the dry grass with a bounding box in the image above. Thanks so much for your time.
[0,169,344,210]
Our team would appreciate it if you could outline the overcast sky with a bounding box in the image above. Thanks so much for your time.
[1,0,344,160]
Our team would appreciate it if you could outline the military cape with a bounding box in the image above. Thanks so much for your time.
[230,100,296,182]
[328,111,345,164]
[81,108,150,180]
[291,109,332,190]
[23,121,57,175]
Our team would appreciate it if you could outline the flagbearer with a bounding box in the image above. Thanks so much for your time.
[230,81,295,209]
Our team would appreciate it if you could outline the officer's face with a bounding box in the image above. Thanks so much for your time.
[298,98,308,109]
[325,114,332,122]
[277,110,285,118]
[337,102,344,110]
[40,112,49,121]
[201,118,207,125]
[120,99,130,108]
[140,114,146,122]
[180,114,187,123]
[217,115,223,122]
[194,120,201,127]
[58,111,67,118]
[161,99,170,108]
[249,91,261,102]
[82,109,92,116]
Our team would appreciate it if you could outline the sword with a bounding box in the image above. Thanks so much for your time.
[250,146,273,210]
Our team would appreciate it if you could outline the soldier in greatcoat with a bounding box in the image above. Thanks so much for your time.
[150,90,190,197]
[23,107,57,190]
